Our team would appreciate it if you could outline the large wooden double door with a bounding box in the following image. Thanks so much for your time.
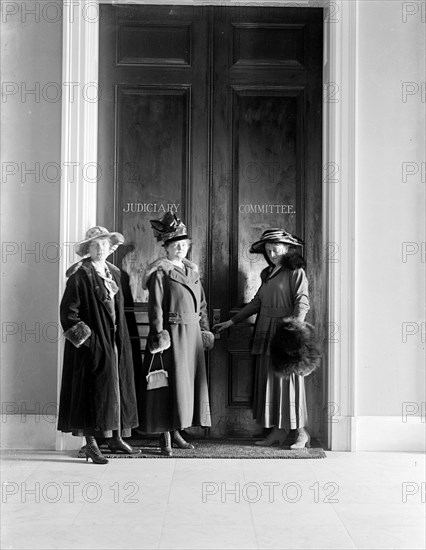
[98,4,324,439]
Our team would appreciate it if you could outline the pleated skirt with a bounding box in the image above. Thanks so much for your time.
[253,353,308,430]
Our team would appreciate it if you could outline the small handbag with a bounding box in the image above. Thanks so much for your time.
[146,352,169,390]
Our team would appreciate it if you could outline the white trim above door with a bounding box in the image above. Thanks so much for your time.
[58,0,358,451]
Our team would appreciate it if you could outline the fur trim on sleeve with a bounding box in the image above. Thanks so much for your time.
[64,321,91,348]
[148,330,171,354]
[142,257,199,289]
[270,319,321,378]
[201,330,215,351]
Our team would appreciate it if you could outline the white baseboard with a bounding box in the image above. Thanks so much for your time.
[1,414,57,450]
[322,415,425,452]
[354,416,425,452]
[0,415,82,451]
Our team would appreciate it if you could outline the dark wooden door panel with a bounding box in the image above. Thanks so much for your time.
[210,7,323,437]
[97,5,324,441]
[116,86,190,302]
[232,91,302,304]
[117,22,192,66]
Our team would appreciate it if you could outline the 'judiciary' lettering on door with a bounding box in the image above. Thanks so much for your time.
[123,203,180,213]
[239,204,295,214]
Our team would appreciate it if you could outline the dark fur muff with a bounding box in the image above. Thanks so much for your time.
[270,319,321,379]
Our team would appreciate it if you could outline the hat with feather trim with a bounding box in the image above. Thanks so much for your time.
[150,212,189,245]
[75,226,124,258]
[250,228,303,253]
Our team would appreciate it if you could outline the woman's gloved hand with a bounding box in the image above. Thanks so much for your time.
[213,319,234,333]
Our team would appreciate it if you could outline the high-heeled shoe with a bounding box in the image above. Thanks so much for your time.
[290,428,311,449]
[171,430,194,449]
[107,436,141,455]
[254,428,288,447]
[159,432,173,457]
[82,437,109,464]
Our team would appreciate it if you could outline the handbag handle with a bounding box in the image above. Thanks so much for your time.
[147,352,165,375]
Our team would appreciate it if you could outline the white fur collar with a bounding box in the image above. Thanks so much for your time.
[142,257,198,289]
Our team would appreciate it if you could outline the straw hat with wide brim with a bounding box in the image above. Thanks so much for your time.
[250,228,304,253]
[75,226,125,257]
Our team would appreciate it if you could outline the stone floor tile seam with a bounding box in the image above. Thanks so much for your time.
[244,474,262,550]
[337,517,362,550]
[240,457,343,549]
[158,458,180,549]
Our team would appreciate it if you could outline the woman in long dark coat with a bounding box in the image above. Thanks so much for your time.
[137,214,214,456]
[214,228,311,449]
[58,226,139,463]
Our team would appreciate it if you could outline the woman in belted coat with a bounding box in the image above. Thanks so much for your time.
[214,228,311,449]
[137,213,214,456]
[58,226,139,463]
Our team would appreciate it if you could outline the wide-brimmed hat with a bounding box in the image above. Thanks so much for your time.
[250,228,303,253]
[75,226,125,257]
[150,212,189,245]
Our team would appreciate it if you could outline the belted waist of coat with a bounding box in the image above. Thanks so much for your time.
[168,312,201,325]
[259,306,293,318]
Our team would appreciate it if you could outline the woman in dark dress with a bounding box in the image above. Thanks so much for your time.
[137,213,214,456]
[58,226,139,463]
[214,228,311,449]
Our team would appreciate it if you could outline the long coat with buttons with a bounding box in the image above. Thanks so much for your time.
[57,259,138,437]
[137,259,211,433]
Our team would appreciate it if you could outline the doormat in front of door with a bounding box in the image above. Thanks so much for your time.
[77,439,326,459]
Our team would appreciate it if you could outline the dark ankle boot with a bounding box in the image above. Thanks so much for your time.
[83,436,109,464]
[159,432,172,457]
[107,431,140,455]
[172,430,194,449]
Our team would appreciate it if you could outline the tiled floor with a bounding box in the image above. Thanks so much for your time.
[1,450,425,549]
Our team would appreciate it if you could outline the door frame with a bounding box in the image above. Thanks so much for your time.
[57,0,358,451]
